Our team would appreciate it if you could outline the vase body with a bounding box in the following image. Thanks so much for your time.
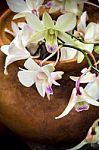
[0,2,99,148]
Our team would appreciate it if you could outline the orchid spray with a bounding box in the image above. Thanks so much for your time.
[0,0,99,120]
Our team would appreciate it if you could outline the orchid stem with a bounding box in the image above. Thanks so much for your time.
[40,45,62,66]
[66,139,87,150]
[92,66,99,73]
[61,44,93,67]
[54,50,60,66]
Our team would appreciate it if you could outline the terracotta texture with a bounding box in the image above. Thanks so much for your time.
[0,2,99,147]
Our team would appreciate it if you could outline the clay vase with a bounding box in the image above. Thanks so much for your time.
[0,2,99,148]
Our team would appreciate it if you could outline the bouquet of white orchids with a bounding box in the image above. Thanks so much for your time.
[0,0,99,120]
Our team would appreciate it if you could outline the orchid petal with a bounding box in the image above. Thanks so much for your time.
[30,30,45,43]
[65,0,84,16]
[60,47,77,60]
[26,0,35,10]
[13,12,27,20]
[18,22,27,29]
[65,0,77,14]
[58,32,75,46]
[6,0,28,13]
[85,79,99,100]
[77,11,87,33]
[42,12,54,28]
[35,80,46,97]
[35,0,44,7]
[56,13,76,32]
[42,64,55,75]
[26,13,44,31]
[76,51,84,63]
[85,23,96,43]
[51,71,64,81]
[11,21,20,35]
[85,97,99,107]
[21,24,34,47]
[24,58,40,70]
[1,45,9,55]
[55,88,76,119]
[70,73,96,83]
[52,80,60,86]
[8,42,29,56]
[18,70,35,87]
[12,33,23,50]
[4,52,30,74]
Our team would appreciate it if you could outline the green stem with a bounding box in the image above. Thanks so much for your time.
[61,44,93,67]
[67,139,87,150]
[66,32,99,45]
[92,66,99,73]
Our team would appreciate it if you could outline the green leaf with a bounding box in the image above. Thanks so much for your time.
[94,45,99,54]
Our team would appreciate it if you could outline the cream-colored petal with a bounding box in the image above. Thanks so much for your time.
[76,51,84,63]
[85,79,99,101]
[6,0,28,12]
[56,13,76,32]
[35,80,46,97]
[42,12,54,28]
[13,11,27,20]
[84,22,96,43]
[26,0,35,10]
[18,70,35,87]
[55,88,77,119]
[60,47,77,60]
[26,13,44,31]
[24,58,40,70]
[77,11,87,33]
[1,45,10,55]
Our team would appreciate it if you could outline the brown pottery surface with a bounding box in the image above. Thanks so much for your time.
[0,2,99,147]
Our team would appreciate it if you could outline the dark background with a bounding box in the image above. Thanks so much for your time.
[0,0,99,150]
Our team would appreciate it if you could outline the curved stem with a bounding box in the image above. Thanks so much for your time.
[84,49,97,69]
[66,32,99,45]
[40,45,62,66]
[61,44,93,67]
[54,49,60,67]
[67,139,87,150]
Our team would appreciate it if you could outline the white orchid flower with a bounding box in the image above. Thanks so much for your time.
[55,83,99,119]
[70,68,96,83]
[6,0,44,19]
[76,11,99,44]
[60,41,93,63]
[18,58,64,99]
[60,45,92,63]
[48,0,86,16]
[84,75,99,101]
[4,21,20,37]
[60,47,77,60]
[68,119,99,150]
[26,11,78,53]
[1,33,30,75]
[0,24,39,74]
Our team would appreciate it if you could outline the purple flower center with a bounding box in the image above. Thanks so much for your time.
[46,45,57,53]
[76,80,82,96]
[46,1,53,8]
[46,86,53,94]
[32,9,37,16]
[76,104,89,112]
